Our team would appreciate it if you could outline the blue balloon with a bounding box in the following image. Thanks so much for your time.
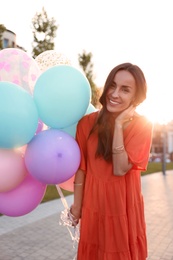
[34,65,91,129]
[0,82,38,148]
[61,104,97,138]
[60,104,97,138]
[85,103,98,115]
[60,123,77,138]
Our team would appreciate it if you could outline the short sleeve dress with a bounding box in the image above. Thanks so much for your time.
[75,111,153,260]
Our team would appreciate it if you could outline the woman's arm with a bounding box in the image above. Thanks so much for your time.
[112,105,135,176]
[70,169,86,220]
[112,122,132,176]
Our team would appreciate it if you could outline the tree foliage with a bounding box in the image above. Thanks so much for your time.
[78,50,101,108]
[31,7,58,58]
[0,24,6,50]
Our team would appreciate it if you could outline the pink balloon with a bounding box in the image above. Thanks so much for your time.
[35,119,44,134]
[0,48,41,94]
[58,175,75,192]
[17,145,27,155]
[0,149,27,192]
[0,173,47,217]
[24,129,81,184]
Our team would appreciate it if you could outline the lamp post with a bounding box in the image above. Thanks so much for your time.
[162,124,166,175]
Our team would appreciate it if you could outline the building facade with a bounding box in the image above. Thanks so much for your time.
[2,29,17,49]
[151,121,173,162]
[1,28,25,51]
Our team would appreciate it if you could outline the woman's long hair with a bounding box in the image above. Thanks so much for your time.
[90,62,147,162]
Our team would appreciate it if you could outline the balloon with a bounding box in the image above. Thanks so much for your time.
[0,48,41,94]
[60,104,97,138]
[0,149,27,192]
[58,175,75,192]
[0,174,47,217]
[35,119,44,134]
[85,103,98,115]
[35,50,71,72]
[0,81,38,148]
[24,129,81,184]
[34,65,91,128]
[61,123,77,138]
[17,145,27,155]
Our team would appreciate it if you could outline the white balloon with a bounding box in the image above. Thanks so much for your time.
[35,50,71,72]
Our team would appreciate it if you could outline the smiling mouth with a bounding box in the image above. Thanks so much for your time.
[109,99,120,105]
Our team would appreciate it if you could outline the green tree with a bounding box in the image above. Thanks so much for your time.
[0,24,6,50]
[78,50,101,108]
[31,7,58,58]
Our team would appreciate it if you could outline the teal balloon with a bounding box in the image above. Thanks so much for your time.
[34,65,91,129]
[85,103,97,115]
[61,104,97,138]
[61,123,77,138]
[0,82,38,148]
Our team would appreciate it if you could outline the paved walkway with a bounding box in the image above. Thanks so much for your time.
[0,171,173,260]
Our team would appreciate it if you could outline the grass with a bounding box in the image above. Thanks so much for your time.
[42,184,73,203]
[141,162,173,176]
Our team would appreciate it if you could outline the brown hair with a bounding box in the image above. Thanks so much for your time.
[90,62,147,162]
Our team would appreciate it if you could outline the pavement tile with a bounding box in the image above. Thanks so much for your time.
[0,171,173,260]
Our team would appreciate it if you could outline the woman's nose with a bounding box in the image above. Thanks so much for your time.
[112,88,119,97]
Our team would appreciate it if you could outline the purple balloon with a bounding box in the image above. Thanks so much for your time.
[24,129,81,184]
[0,173,47,217]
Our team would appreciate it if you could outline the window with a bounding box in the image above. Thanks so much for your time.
[3,38,9,48]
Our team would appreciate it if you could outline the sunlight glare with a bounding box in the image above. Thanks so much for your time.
[137,94,173,125]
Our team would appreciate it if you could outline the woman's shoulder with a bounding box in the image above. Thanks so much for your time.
[76,111,99,138]
[132,112,153,131]
[78,110,99,125]
[135,112,153,124]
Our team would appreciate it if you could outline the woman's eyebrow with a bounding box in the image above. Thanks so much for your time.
[122,84,132,88]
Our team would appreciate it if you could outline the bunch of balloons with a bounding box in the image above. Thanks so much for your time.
[0,48,96,217]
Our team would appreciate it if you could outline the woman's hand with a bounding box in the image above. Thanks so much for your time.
[68,205,81,226]
[70,205,81,219]
[115,105,136,127]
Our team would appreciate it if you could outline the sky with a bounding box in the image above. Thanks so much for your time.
[1,0,173,123]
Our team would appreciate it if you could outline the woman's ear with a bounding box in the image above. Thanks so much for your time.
[132,97,138,106]
[133,101,139,107]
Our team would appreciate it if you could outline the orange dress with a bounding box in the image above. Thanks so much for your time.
[76,111,153,260]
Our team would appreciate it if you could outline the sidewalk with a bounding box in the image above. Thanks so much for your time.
[0,171,173,260]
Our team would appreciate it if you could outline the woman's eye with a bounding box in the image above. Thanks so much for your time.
[110,84,116,90]
[122,87,130,93]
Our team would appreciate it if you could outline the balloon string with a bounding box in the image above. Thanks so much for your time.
[56,184,69,210]
[56,184,78,259]
[56,185,79,241]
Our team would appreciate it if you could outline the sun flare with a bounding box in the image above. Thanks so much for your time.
[136,89,173,125]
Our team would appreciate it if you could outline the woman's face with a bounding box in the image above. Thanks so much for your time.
[106,70,136,113]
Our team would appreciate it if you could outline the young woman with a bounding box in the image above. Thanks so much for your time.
[70,62,153,260]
